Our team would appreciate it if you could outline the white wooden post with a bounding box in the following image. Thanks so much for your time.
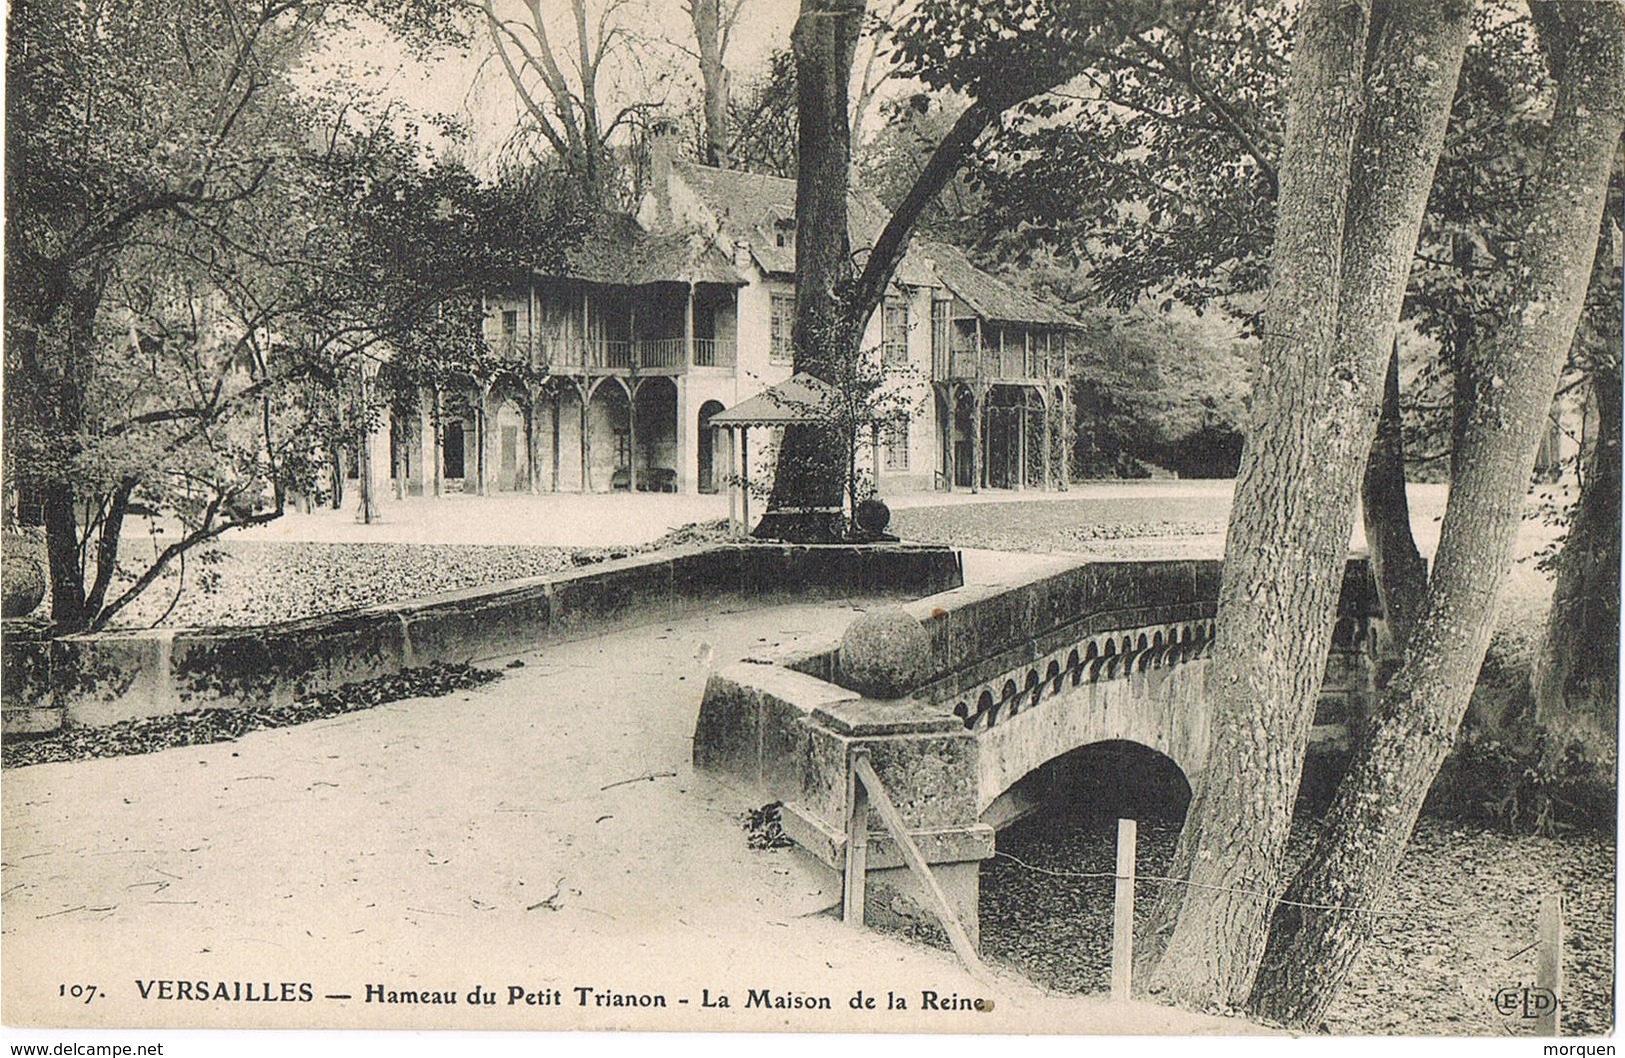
[727,427,739,535]
[1112,817,1137,1003]
[740,426,751,534]
[843,756,869,926]
[1537,891,1563,1036]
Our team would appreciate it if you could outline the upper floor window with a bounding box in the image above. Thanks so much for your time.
[773,217,796,250]
[883,298,909,368]
[501,309,518,342]
[770,293,795,365]
[931,299,950,363]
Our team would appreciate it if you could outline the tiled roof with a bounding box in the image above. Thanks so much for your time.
[549,212,743,286]
[673,162,938,287]
[919,241,1081,329]
[674,163,1080,328]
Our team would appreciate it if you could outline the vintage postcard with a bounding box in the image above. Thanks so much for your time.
[3,0,1617,1053]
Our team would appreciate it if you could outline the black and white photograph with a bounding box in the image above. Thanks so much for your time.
[1,0,1620,1052]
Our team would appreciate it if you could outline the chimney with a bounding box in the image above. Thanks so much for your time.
[647,116,679,229]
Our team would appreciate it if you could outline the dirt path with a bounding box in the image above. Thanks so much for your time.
[2,598,1246,1036]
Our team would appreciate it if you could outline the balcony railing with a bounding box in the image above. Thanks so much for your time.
[692,337,736,368]
[486,334,737,374]
[935,339,1068,382]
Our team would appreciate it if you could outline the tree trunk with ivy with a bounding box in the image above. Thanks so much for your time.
[1532,315,1621,769]
[1248,3,1625,1028]
[755,0,865,542]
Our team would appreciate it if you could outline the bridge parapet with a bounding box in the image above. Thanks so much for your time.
[693,553,1384,947]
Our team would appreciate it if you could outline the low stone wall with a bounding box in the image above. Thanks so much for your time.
[1,543,962,734]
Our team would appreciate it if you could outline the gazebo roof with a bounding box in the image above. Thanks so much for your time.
[708,373,842,426]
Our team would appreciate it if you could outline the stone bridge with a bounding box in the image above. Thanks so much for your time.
[694,555,1382,944]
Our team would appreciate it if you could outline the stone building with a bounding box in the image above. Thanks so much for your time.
[371,151,1082,502]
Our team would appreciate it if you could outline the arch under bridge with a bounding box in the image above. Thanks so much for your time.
[694,555,1382,945]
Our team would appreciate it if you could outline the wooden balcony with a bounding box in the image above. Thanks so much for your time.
[931,339,1067,383]
[489,335,737,375]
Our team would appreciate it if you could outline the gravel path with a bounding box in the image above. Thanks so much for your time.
[892,496,1226,559]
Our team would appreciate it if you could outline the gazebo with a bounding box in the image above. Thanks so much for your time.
[708,372,897,538]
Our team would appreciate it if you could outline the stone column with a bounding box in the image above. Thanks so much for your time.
[676,376,694,494]
[418,391,434,498]
[1017,392,1028,491]
[525,384,540,495]
[625,379,639,493]
[552,390,562,492]
[580,383,593,493]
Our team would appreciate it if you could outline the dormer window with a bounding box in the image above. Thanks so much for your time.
[773,217,796,250]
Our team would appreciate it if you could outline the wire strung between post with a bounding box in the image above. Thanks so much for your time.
[990,850,1481,920]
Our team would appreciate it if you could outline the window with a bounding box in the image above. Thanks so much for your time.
[770,293,795,365]
[931,299,950,369]
[773,217,796,249]
[500,309,519,357]
[884,419,910,471]
[883,298,909,368]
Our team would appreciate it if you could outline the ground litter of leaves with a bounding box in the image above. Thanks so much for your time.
[978,812,1614,1036]
[1,662,500,769]
[110,521,733,630]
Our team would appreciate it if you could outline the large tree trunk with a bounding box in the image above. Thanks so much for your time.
[1137,0,1375,1005]
[1363,341,1429,653]
[1248,3,1625,1028]
[11,269,105,632]
[1141,0,1472,1007]
[689,0,733,168]
[1532,326,1621,769]
[756,0,864,541]
[41,481,87,628]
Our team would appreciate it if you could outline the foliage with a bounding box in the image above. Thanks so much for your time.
[480,0,666,212]
[1425,728,1614,836]
[954,0,1288,313]
[857,94,987,246]
[728,48,800,178]
[963,0,1612,483]
[3,0,582,631]
[1069,309,1250,479]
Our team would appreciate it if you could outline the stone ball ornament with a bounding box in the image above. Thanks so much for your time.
[854,497,891,536]
[839,605,931,699]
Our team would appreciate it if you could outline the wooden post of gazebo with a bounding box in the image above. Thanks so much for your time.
[739,426,751,536]
[727,425,739,536]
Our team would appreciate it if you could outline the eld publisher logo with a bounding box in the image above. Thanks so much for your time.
[1495,986,1559,1020]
